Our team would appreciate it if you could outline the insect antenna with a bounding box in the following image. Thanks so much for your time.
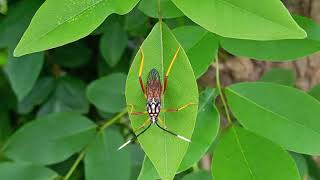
[155,122,191,143]
[118,123,152,150]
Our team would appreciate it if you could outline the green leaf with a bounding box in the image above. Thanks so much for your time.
[137,156,159,180]
[0,162,59,180]
[173,26,218,78]
[125,8,149,37]
[179,88,219,171]
[51,41,92,68]
[308,84,320,102]
[0,0,44,101]
[87,73,127,113]
[290,152,309,179]
[225,82,320,155]
[85,129,131,180]
[220,15,320,60]
[212,126,300,180]
[182,171,212,180]
[139,0,183,19]
[260,68,296,86]
[18,77,55,114]
[2,112,96,165]
[14,0,140,57]
[4,52,44,101]
[171,0,306,40]
[100,23,128,67]
[126,22,198,180]
[129,144,146,180]
[37,76,89,117]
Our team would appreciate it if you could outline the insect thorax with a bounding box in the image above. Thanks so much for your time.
[146,98,161,123]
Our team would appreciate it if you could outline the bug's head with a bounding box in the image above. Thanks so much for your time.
[147,98,161,123]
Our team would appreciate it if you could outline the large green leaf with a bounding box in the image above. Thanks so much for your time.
[178,88,219,171]
[14,0,140,56]
[0,162,59,180]
[220,15,320,61]
[100,23,128,67]
[87,73,127,113]
[2,112,96,165]
[139,0,183,19]
[308,84,320,102]
[37,76,89,116]
[85,129,131,180]
[173,26,218,78]
[225,82,320,155]
[126,22,198,180]
[0,0,44,101]
[212,126,300,180]
[260,68,296,87]
[137,88,218,179]
[138,156,159,180]
[171,0,306,40]
[4,52,44,101]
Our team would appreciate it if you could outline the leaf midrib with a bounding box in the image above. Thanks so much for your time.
[232,127,255,180]
[227,88,320,136]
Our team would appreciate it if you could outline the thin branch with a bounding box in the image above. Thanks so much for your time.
[215,56,233,125]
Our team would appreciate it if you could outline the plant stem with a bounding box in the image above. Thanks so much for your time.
[215,56,233,125]
[99,108,128,132]
[62,149,86,180]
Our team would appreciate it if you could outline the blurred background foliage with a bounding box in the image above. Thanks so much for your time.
[0,0,320,179]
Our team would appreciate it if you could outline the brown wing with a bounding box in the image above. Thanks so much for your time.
[146,68,162,99]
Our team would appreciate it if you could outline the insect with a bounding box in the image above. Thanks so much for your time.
[118,46,197,150]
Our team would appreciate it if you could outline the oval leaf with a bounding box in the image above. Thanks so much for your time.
[179,88,220,171]
[212,126,300,180]
[126,22,198,180]
[173,26,218,78]
[139,0,183,19]
[14,0,140,56]
[171,0,306,40]
[0,162,58,180]
[100,23,128,67]
[37,76,89,116]
[225,82,320,155]
[220,15,320,60]
[85,129,131,180]
[87,73,127,113]
[2,112,97,164]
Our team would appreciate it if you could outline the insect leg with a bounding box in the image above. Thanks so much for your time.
[127,104,147,116]
[134,118,150,133]
[164,46,181,94]
[138,48,146,98]
[118,123,152,150]
[155,120,191,143]
[162,102,197,113]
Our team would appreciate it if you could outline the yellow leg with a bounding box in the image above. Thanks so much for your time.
[162,102,197,113]
[134,118,150,133]
[164,46,181,93]
[127,104,147,116]
[138,49,146,97]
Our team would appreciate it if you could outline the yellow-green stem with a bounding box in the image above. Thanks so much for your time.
[62,149,86,180]
[215,56,233,125]
[99,108,128,132]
